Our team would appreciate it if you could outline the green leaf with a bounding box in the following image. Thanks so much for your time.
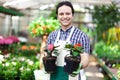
[72,52,79,57]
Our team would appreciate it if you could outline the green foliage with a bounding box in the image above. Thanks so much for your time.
[65,44,84,57]
[117,69,120,79]
[88,3,120,41]
[28,17,60,37]
[49,8,57,19]
[79,24,96,38]
[0,42,40,80]
[0,53,40,80]
[93,41,120,61]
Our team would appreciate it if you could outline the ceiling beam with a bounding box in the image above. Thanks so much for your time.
[0,6,24,16]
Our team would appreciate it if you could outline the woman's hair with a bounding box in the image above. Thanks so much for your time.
[56,1,74,15]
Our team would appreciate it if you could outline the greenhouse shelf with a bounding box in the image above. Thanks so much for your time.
[94,55,119,80]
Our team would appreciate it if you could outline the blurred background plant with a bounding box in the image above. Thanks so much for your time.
[28,16,60,53]
[28,16,60,37]
[0,36,20,55]
[0,35,41,80]
[0,48,40,80]
[87,3,120,41]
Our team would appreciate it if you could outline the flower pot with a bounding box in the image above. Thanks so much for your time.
[64,56,81,74]
[43,56,57,73]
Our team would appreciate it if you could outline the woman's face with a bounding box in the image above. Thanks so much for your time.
[57,5,73,29]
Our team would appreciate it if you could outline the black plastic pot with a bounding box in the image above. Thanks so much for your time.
[43,56,57,73]
[64,56,81,74]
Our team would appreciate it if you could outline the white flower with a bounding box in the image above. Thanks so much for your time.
[12,62,16,66]
[27,68,30,71]
[28,60,34,65]
[0,54,4,61]
[19,57,26,61]
[5,62,10,66]
[26,59,33,65]
[4,54,10,58]
[20,66,24,71]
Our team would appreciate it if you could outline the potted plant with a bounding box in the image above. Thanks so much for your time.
[28,17,60,53]
[64,43,84,75]
[42,44,58,73]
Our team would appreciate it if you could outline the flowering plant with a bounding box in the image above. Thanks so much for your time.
[0,36,20,45]
[0,51,40,80]
[0,36,20,55]
[28,17,60,37]
[44,44,58,57]
[65,43,84,57]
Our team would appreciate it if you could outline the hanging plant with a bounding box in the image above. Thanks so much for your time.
[28,17,60,37]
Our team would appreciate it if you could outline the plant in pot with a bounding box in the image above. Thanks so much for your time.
[64,43,84,75]
[28,17,60,53]
[42,44,58,73]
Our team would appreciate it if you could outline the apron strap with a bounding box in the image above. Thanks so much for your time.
[54,26,75,44]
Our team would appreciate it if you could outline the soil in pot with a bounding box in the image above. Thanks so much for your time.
[64,56,81,74]
[43,56,57,73]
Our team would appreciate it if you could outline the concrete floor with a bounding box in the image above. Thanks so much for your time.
[84,55,104,80]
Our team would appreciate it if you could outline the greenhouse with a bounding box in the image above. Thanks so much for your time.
[0,0,120,80]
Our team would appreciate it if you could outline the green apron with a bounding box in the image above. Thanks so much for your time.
[50,66,68,80]
[50,27,79,80]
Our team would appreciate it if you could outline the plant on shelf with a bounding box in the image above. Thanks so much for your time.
[42,44,58,73]
[93,41,120,67]
[28,17,60,37]
[0,52,40,80]
[0,36,20,55]
[64,43,84,74]
[28,16,60,53]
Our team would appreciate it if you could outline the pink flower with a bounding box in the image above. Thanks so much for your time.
[0,39,4,44]
[44,44,58,56]
[47,44,54,51]
[6,36,20,43]
[0,36,3,40]
[4,38,13,44]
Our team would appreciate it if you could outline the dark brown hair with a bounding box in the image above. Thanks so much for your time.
[56,1,74,15]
